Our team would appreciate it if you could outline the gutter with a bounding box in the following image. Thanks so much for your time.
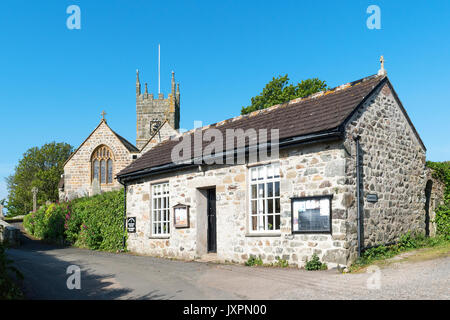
[117,129,344,184]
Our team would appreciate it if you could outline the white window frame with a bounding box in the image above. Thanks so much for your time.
[248,163,281,233]
[151,182,170,236]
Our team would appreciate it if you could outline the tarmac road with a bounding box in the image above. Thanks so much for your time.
[6,229,450,300]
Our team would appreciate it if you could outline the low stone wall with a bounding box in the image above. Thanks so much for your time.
[0,220,21,247]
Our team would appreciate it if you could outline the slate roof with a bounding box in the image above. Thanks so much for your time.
[117,74,423,179]
[111,130,140,153]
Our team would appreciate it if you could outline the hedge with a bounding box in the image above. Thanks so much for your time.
[426,161,450,239]
[0,243,23,300]
[23,190,126,251]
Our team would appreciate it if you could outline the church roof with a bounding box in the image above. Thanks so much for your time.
[110,129,140,153]
[117,74,424,180]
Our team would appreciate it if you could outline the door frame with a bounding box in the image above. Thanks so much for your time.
[207,188,217,253]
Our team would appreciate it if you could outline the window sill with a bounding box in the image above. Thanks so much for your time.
[292,231,332,234]
[245,233,281,238]
[148,235,170,239]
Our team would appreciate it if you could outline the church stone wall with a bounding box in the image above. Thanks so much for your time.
[62,121,134,201]
[343,83,427,263]
[126,141,351,268]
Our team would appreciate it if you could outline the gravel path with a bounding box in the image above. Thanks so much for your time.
[6,231,450,300]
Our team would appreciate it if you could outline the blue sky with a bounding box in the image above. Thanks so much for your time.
[0,0,449,204]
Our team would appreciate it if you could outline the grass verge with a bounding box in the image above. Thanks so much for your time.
[349,233,450,273]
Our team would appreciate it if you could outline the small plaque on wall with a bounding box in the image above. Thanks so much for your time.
[366,194,378,203]
[173,203,190,228]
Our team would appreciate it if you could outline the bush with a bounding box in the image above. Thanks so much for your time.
[0,244,23,300]
[435,205,450,239]
[426,161,450,239]
[23,190,126,252]
[305,254,327,271]
[274,256,289,268]
[23,203,65,243]
[245,255,263,266]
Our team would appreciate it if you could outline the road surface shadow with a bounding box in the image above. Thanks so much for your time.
[6,228,170,300]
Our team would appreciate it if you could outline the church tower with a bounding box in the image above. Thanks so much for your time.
[135,70,180,150]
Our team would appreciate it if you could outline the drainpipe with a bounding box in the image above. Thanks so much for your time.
[118,178,127,251]
[353,134,363,258]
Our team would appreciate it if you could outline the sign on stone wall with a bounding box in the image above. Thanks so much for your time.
[173,204,190,228]
[127,217,136,233]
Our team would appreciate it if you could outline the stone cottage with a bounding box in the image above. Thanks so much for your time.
[59,71,180,201]
[117,63,439,268]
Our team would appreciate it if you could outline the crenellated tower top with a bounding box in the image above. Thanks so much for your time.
[135,70,180,150]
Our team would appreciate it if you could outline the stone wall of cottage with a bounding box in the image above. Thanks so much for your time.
[61,121,135,201]
[343,82,428,263]
[126,141,352,268]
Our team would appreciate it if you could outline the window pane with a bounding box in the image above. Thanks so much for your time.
[258,214,265,231]
[93,160,99,181]
[107,159,113,183]
[251,200,257,214]
[252,216,257,230]
[100,160,106,184]
[275,214,280,230]
[275,198,280,213]
[267,165,273,179]
[267,182,273,198]
[268,215,274,230]
[251,185,257,199]
[258,166,264,180]
[275,182,280,197]
[258,184,265,198]
[268,199,274,213]
[295,198,330,232]
[251,168,257,181]
[274,163,280,177]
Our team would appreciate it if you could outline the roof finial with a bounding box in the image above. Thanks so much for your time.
[136,69,141,95]
[171,71,175,96]
[145,83,148,94]
[101,110,107,121]
[378,55,387,76]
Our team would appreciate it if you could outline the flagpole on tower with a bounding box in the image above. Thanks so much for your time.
[158,44,161,94]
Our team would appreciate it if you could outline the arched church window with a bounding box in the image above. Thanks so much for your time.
[91,145,114,184]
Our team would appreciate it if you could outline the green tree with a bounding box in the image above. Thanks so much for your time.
[241,75,328,115]
[5,142,73,217]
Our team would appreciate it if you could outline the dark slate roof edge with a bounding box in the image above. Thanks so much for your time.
[117,129,344,182]
[111,129,140,153]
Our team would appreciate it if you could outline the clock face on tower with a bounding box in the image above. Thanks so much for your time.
[150,119,161,135]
